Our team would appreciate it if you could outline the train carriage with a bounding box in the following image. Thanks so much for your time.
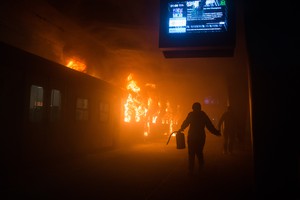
[0,42,123,168]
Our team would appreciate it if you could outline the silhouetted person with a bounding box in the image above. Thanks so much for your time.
[218,106,237,154]
[179,102,221,175]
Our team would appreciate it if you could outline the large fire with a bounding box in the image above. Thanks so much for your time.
[124,73,180,137]
[63,57,180,138]
[66,57,87,72]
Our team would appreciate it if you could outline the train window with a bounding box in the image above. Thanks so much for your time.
[76,98,88,121]
[29,85,44,122]
[50,89,61,121]
[99,102,110,122]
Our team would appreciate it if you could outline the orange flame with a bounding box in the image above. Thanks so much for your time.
[124,73,147,123]
[123,73,180,137]
[66,58,87,72]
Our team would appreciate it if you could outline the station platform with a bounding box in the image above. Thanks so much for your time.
[2,134,255,199]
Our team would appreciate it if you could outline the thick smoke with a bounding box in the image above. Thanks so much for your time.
[0,0,249,124]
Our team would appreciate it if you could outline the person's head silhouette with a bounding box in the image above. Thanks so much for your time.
[192,102,201,111]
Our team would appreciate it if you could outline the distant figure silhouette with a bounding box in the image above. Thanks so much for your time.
[218,106,237,154]
[179,102,221,175]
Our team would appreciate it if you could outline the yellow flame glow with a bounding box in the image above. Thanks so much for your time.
[66,58,86,72]
[123,73,179,137]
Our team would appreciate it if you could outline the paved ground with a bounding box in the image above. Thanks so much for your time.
[2,134,255,199]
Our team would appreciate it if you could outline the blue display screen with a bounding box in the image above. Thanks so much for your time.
[168,0,228,34]
[159,0,235,57]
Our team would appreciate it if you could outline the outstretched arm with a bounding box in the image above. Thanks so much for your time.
[179,113,192,132]
[204,113,221,136]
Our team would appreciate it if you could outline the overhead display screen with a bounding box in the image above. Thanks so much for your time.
[168,0,228,34]
[159,0,236,57]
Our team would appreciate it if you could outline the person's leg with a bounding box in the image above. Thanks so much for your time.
[223,132,229,154]
[188,146,195,174]
[196,151,204,169]
[228,133,235,154]
[196,139,205,172]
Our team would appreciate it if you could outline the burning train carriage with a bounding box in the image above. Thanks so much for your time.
[121,73,181,143]
[0,42,122,167]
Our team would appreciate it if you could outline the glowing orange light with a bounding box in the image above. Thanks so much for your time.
[123,73,180,137]
[124,73,147,123]
[66,58,87,72]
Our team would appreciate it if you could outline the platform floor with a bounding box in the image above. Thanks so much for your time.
[2,134,255,199]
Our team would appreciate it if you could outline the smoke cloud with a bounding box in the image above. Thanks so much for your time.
[0,0,249,119]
